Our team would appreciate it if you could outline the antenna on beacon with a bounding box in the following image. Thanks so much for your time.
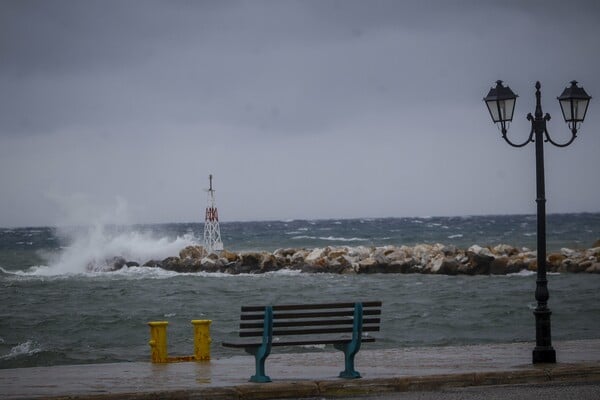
[203,174,224,253]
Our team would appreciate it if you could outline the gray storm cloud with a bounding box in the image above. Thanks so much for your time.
[1,0,599,227]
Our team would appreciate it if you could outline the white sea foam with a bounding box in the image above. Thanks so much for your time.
[290,235,367,242]
[448,234,463,239]
[265,268,304,276]
[99,265,182,279]
[301,344,326,350]
[507,270,536,277]
[0,341,42,360]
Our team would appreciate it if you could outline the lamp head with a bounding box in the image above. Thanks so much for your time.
[484,80,518,133]
[557,80,591,132]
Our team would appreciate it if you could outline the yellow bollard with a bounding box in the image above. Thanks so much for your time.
[191,319,212,361]
[148,321,169,363]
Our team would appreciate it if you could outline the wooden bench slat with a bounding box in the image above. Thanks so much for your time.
[240,308,381,320]
[240,317,381,330]
[222,336,376,348]
[239,325,380,337]
[241,301,381,312]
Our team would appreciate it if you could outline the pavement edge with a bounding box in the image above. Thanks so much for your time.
[41,362,600,400]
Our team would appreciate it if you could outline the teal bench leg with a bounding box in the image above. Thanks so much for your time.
[246,306,273,383]
[248,347,271,383]
[335,302,363,379]
[334,342,361,379]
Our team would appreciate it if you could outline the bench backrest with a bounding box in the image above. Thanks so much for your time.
[238,301,381,340]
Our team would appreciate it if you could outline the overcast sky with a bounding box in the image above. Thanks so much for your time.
[1,0,599,227]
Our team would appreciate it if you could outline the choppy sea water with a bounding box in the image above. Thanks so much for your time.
[1,214,599,369]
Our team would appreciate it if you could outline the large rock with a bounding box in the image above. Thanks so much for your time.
[201,257,223,273]
[492,244,518,256]
[259,254,279,272]
[143,259,163,269]
[464,250,494,275]
[305,248,328,264]
[430,256,459,275]
[105,256,127,271]
[468,245,494,258]
[490,257,521,275]
[547,253,566,268]
[179,245,206,260]
[161,256,184,272]
[240,252,262,270]
[356,258,380,273]
[585,263,600,273]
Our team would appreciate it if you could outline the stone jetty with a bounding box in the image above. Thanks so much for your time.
[101,241,600,275]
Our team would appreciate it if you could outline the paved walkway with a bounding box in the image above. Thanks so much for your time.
[1,340,599,399]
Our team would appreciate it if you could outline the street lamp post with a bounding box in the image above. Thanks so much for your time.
[483,80,591,364]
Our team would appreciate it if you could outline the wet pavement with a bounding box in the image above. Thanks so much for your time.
[1,339,599,399]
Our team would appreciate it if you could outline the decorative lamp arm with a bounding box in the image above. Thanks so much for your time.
[501,116,534,148]
[544,127,577,148]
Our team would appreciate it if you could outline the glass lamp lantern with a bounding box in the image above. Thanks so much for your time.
[557,80,592,133]
[484,80,518,134]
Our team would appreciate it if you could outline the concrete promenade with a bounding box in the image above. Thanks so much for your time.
[1,340,599,399]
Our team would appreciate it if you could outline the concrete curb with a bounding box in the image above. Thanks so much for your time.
[40,363,600,400]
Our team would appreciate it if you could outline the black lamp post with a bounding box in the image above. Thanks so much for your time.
[483,80,591,364]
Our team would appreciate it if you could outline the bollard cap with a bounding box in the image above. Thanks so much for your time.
[191,319,212,324]
[148,321,169,326]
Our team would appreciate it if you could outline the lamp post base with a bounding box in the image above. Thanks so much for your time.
[532,346,556,364]
[533,308,556,364]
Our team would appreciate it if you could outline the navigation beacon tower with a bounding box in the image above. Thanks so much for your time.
[203,174,224,253]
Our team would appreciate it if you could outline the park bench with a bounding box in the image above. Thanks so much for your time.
[222,301,382,382]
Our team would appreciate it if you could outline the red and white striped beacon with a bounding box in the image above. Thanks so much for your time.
[203,174,224,253]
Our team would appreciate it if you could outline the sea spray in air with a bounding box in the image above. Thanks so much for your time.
[21,224,198,276]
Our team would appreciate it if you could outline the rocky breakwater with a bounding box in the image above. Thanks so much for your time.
[103,240,600,275]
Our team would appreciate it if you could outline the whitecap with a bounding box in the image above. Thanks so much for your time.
[265,269,305,277]
[301,344,326,350]
[0,341,42,360]
[507,270,536,277]
[448,234,463,239]
[318,236,368,242]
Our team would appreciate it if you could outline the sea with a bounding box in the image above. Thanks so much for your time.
[1,213,599,369]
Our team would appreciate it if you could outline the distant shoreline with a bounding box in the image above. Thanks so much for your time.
[3,211,600,230]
